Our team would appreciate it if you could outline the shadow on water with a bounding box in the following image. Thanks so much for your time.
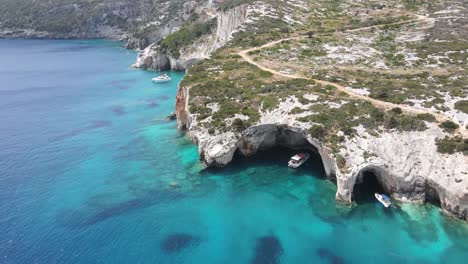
[161,233,200,253]
[51,120,112,142]
[109,79,137,90]
[251,235,283,264]
[203,146,326,179]
[317,248,345,264]
[59,189,186,229]
[111,105,126,116]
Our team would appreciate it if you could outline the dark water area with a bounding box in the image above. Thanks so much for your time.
[0,40,467,264]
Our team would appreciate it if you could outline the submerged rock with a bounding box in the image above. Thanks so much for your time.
[252,236,283,264]
[161,233,199,253]
[166,112,177,121]
[317,248,345,264]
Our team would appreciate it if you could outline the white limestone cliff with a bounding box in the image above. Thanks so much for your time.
[175,83,468,221]
[132,4,248,71]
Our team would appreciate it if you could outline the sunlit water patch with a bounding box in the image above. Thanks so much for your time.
[0,40,467,264]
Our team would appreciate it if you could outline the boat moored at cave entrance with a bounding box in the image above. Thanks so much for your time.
[288,153,310,168]
[375,193,392,208]
[152,73,171,83]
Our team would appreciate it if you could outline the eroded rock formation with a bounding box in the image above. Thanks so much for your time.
[175,82,468,221]
[132,4,248,71]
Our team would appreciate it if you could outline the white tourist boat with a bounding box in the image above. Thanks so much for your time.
[152,73,171,83]
[288,153,310,168]
[375,193,392,208]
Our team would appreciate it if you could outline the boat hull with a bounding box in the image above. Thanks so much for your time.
[152,79,171,83]
[375,193,392,208]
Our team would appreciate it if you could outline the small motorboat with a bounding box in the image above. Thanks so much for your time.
[152,73,171,83]
[288,153,310,168]
[375,193,392,208]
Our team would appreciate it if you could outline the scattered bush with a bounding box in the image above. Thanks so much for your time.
[391,107,402,114]
[336,154,347,169]
[436,136,467,155]
[309,125,326,140]
[439,120,459,133]
[454,100,468,114]
[415,113,436,122]
[160,18,216,58]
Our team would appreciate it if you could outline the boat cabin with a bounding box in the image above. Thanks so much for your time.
[288,153,310,168]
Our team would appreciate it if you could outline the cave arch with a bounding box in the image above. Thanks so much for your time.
[236,124,336,179]
[351,166,393,204]
[425,181,442,208]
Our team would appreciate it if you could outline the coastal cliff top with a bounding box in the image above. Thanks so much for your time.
[182,0,468,157]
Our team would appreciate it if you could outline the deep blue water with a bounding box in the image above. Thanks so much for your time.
[0,40,467,264]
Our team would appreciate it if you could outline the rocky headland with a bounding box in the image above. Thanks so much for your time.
[2,0,467,221]
[174,0,468,220]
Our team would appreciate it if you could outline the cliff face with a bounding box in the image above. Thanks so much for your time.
[0,0,203,46]
[132,4,248,71]
[174,0,468,221]
[176,82,468,220]
[334,125,468,220]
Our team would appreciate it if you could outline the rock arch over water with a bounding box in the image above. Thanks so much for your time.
[236,124,336,179]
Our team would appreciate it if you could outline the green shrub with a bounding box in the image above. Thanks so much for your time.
[454,100,468,114]
[336,154,346,169]
[436,136,467,155]
[259,70,273,78]
[309,125,326,140]
[262,96,279,111]
[160,19,216,58]
[391,107,402,114]
[415,113,436,122]
[439,120,459,133]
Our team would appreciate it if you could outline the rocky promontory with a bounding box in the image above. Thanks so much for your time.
[176,78,468,220]
[132,4,248,71]
[174,0,468,220]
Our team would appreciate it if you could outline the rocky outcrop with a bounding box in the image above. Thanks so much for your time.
[133,4,248,71]
[176,82,468,220]
[237,125,336,178]
[334,125,468,220]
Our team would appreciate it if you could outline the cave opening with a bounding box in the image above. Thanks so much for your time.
[352,170,387,204]
[205,125,331,180]
[230,146,327,179]
[425,184,441,208]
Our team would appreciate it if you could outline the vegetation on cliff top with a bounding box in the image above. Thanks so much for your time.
[181,0,467,156]
[159,18,217,58]
[436,136,468,155]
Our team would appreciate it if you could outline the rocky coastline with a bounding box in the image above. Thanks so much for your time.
[1,0,466,222]
[175,81,468,221]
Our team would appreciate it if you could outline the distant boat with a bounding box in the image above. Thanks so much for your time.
[152,73,171,83]
[375,193,392,208]
[288,153,310,168]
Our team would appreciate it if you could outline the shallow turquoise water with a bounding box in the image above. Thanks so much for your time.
[0,40,467,263]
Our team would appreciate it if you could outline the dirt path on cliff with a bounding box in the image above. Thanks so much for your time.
[238,16,467,137]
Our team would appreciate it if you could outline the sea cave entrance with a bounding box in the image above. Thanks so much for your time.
[352,167,389,204]
[231,125,330,179]
[425,183,442,208]
[231,146,326,178]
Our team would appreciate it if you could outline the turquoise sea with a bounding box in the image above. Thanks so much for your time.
[0,40,467,263]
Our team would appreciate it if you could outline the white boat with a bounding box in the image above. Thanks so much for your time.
[375,193,392,208]
[152,73,171,83]
[288,153,310,168]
